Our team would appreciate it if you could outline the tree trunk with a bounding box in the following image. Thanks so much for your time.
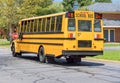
[9,23,12,44]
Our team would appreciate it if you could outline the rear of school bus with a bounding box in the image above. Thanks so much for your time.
[62,11,104,62]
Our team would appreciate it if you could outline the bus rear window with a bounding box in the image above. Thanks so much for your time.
[78,20,92,32]
[94,20,101,32]
[68,19,75,31]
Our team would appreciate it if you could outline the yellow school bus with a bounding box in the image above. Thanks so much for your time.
[11,10,104,63]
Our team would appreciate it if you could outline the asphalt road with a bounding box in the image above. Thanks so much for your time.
[0,47,120,83]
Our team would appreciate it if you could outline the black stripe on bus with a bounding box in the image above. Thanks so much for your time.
[94,38,104,40]
[22,37,75,40]
[17,42,63,46]
[21,32,64,35]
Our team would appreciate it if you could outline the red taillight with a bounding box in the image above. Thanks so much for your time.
[95,13,102,19]
[66,12,74,18]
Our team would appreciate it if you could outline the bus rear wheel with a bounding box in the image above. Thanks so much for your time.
[11,44,17,57]
[38,47,46,63]
[45,55,55,63]
[66,57,82,63]
[66,57,74,63]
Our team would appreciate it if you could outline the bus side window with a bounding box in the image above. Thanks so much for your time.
[36,19,39,32]
[18,24,20,33]
[46,17,50,32]
[38,19,42,32]
[25,21,28,32]
[42,18,46,32]
[27,20,30,32]
[23,21,27,32]
[34,20,37,32]
[30,20,34,32]
[21,21,24,32]
[56,15,62,32]
[51,17,55,32]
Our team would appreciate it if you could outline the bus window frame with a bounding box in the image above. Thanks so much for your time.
[49,17,52,32]
[22,21,25,32]
[36,19,39,32]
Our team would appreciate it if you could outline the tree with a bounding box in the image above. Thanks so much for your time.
[95,0,112,3]
[0,0,62,41]
[0,0,19,42]
[18,0,53,18]
[62,0,93,11]
[36,3,63,16]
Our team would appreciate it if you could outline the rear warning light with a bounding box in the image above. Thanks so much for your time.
[66,11,74,18]
[95,13,102,19]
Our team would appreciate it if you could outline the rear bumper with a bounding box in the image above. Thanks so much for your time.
[62,50,103,56]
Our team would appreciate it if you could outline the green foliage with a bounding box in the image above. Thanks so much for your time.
[95,0,112,3]
[36,3,63,16]
[62,0,93,11]
[0,0,18,24]
[0,0,63,30]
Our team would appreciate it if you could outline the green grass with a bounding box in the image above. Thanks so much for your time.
[104,43,120,47]
[0,39,10,48]
[93,50,120,61]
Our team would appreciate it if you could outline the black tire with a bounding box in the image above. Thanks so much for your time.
[73,57,82,63]
[66,58,74,63]
[17,52,22,57]
[46,55,55,64]
[11,44,18,57]
[38,47,46,63]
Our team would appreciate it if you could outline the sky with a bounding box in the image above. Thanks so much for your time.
[54,0,120,4]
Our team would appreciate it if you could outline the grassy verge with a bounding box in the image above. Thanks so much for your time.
[92,50,120,61]
[104,43,120,47]
[0,39,10,48]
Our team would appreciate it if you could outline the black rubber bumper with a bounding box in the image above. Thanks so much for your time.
[62,50,103,56]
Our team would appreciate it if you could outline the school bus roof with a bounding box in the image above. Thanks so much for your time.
[20,12,66,21]
[20,10,96,22]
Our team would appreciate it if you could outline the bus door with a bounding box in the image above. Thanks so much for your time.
[76,19,93,50]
